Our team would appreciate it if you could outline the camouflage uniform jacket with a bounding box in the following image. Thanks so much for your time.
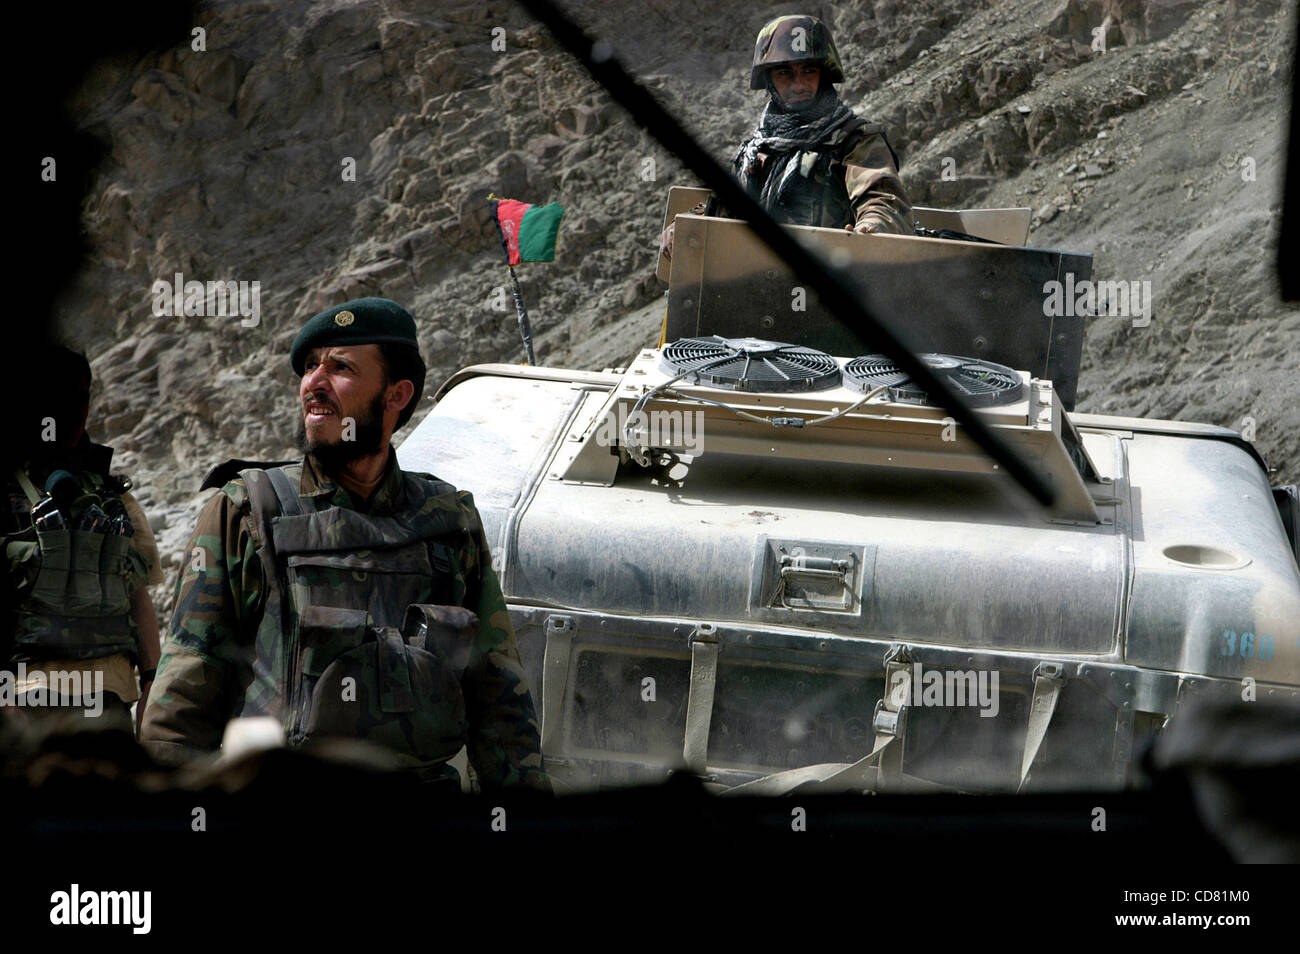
[140,449,550,791]
[733,119,913,234]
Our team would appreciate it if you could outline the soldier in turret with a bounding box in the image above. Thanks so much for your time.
[140,298,550,792]
[662,14,912,261]
[737,14,911,233]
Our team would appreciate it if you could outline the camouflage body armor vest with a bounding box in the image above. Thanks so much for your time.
[5,465,146,661]
[232,463,480,771]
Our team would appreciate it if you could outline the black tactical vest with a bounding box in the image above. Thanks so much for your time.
[230,463,480,771]
[769,148,855,228]
[745,121,896,230]
[5,464,146,662]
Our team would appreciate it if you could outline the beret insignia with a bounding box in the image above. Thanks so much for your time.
[289,297,420,374]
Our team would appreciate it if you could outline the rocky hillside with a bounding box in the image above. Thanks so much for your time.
[55,0,1297,615]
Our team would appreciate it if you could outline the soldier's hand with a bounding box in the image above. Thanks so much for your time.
[849,221,884,235]
[660,221,676,261]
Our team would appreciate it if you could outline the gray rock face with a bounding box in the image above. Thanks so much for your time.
[56,0,1299,623]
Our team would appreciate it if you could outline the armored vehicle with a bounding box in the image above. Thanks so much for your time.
[399,190,1300,796]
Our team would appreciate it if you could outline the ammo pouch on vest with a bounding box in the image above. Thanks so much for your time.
[240,464,478,769]
[292,604,477,766]
[6,473,145,659]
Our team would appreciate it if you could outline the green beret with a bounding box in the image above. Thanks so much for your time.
[289,297,420,374]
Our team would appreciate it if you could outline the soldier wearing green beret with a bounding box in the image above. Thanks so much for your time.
[141,298,550,791]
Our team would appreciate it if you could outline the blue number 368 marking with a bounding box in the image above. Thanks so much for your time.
[1221,630,1274,660]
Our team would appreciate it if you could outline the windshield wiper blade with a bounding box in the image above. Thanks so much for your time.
[516,0,1056,508]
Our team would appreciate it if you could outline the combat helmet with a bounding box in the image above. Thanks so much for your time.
[749,14,845,90]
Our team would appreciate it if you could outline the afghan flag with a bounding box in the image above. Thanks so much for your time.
[490,198,565,265]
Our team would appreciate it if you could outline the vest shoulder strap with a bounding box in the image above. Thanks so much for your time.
[265,466,304,517]
[403,470,459,500]
[842,120,900,171]
[402,473,480,540]
[235,467,295,644]
[12,469,42,507]
[234,462,310,549]
[201,458,298,493]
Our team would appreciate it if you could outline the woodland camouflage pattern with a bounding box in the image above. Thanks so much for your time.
[806,126,910,233]
[140,450,549,791]
[749,14,845,88]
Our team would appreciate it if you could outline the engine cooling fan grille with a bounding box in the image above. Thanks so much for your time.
[660,336,841,393]
[843,353,1027,408]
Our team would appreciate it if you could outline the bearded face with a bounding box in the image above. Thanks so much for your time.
[295,345,393,473]
[295,383,387,472]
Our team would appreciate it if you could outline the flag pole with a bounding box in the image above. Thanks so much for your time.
[489,192,539,366]
[505,263,537,366]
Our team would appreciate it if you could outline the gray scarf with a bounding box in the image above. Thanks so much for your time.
[734,88,861,214]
